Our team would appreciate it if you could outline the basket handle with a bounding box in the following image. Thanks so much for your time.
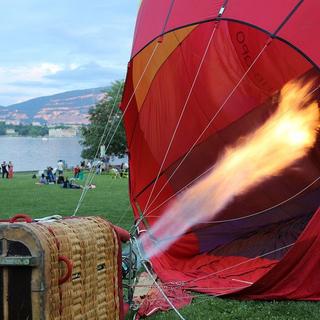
[58,255,73,285]
[9,214,32,223]
[113,225,130,242]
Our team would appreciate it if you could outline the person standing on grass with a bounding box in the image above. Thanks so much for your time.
[74,165,80,178]
[8,161,13,179]
[57,160,64,175]
[1,161,8,179]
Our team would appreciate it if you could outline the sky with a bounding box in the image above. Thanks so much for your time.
[0,0,138,106]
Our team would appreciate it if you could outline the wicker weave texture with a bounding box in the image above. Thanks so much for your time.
[30,217,121,320]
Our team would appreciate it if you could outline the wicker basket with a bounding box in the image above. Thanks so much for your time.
[0,216,124,320]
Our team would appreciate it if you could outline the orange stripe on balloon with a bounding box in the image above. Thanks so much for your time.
[132,25,197,111]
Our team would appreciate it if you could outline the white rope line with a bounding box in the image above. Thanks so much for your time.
[133,21,219,229]
[183,242,294,285]
[132,284,246,290]
[75,43,159,211]
[135,238,187,320]
[143,175,320,224]
[73,82,124,215]
[143,80,320,221]
[140,41,271,223]
[141,165,214,217]
[182,287,248,307]
[136,87,320,225]
[199,176,320,224]
[116,205,133,225]
[73,42,160,216]
[101,85,125,150]
[74,83,123,215]
[134,82,320,221]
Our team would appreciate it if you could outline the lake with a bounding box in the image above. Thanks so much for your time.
[0,136,82,172]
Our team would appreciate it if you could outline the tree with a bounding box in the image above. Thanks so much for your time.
[80,80,127,159]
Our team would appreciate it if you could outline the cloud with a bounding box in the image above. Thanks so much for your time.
[0,64,63,82]
[45,62,125,83]
[0,1,137,105]
[0,62,124,105]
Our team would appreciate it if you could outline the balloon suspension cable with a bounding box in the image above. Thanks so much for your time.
[133,35,272,232]
[145,175,320,226]
[183,242,295,285]
[136,0,319,224]
[122,237,139,307]
[134,21,219,231]
[129,3,318,313]
[73,81,124,215]
[134,236,187,320]
[73,41,160,216]
[133,83,320,227]
[150,240,296,292]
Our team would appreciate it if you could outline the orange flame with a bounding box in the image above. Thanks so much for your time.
[203,79,319,200]
[142,80,319,259]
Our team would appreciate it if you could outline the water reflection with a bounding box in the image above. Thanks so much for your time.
[0,136,82,171]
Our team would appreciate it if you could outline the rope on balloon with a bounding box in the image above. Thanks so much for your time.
[73,40,161,216]
[134,235,187,320]
[133,0,317,229]
[74,0,179,216]
[179,242,295,286]
[131,241,298,313]
[129,2,317,316]
[129,81,319,235]
[153,241,295,290]
[132,38,272,233]
[130,20,220,233]
[138,175,320,224]
[73,81,124,215]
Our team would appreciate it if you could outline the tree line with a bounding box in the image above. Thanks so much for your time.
[80,80,127,159]
[0,122,48,136]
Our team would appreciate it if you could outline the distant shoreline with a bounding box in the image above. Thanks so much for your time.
[0,135,80,138]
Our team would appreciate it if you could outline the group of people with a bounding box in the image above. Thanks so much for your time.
[36,160,65,184]
[36,161,89,190]
[1,161,14,179]
[37,169,64,185]
[38,173,83,189]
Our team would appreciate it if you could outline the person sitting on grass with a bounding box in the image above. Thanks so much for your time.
[57,174,65,185]
[110,167,120,179]
[62,178,83,189]
[36,174,48,185]
[62,178,96,190]
[46,167,55,183]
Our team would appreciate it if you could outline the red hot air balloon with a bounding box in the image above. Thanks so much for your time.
[121,0,320,308]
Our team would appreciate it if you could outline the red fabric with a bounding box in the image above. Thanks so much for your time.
[152,252,277,295]
[132,0,320,66]
[232,207,320,300]
[145,208,320,299]
[136,278,192,318]
[132,0,223,56]
[122,0,320,309]
[124,20,315,229]
[277,0,320,69]
[222,0,299,34]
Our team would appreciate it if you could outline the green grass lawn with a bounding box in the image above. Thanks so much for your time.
[0,171,133,230]
[0,173,319,319]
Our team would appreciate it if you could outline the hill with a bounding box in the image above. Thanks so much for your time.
[0,87,107,125]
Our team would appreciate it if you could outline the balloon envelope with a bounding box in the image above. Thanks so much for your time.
[121,0,320,300]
